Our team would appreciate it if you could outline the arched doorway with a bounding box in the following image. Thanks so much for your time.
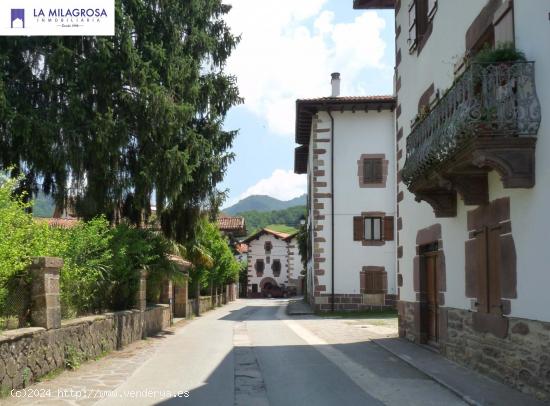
[259,277,279,298]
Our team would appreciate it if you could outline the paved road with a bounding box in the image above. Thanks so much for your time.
[7,299,466,406]
[100,299,464,406]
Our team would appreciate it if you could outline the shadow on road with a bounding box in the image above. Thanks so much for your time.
[155,338,463,406]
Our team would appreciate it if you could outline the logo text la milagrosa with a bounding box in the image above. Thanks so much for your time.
[34,8,108,18]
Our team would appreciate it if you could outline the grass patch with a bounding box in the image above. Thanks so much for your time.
[37,368,64,382]
[0,386,12,398]
[317,309,397,319]
[264,224,298,234]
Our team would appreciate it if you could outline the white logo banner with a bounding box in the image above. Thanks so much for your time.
[0,0,114,36]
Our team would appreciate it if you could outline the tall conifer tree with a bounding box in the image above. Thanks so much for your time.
[0,0,241,242]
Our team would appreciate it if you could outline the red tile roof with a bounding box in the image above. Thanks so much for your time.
[36,217,80,229]
[235,243,249,254]
[297,95,395,103]
[294,95,396,173]
[217,216,246,232]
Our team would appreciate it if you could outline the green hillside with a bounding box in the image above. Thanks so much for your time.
[224,194,306,215]
[239,205,306,236]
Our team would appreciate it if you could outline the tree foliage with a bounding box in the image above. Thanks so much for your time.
[186,217,239,294]
[0,0,241,243]
[1,178,185,319]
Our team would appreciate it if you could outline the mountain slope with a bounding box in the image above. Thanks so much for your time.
[224,194,306,215]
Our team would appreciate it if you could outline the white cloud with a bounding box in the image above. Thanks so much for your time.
[238,169,306,201]
[225,0,390,136]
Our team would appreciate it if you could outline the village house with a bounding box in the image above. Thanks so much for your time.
[243,228,298,297]
[294,74,397,312]
[354,0,549,398]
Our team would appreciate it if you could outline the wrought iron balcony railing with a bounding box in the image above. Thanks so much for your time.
[402,61,541,185]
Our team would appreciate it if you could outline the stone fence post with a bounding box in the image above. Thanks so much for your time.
[135,269,148,311]
[160,279,173,305]
[174,277,188,318]
[30,257,63,330]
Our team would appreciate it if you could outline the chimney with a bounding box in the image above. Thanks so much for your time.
[331,72,340,97]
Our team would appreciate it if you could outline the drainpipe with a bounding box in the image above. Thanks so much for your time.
[328,109,335,312]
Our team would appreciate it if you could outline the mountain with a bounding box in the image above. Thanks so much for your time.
[224,194,306,215]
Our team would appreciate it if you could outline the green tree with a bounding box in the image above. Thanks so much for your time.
[0,0,241,243]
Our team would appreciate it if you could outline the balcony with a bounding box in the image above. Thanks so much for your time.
[402,62,541,217]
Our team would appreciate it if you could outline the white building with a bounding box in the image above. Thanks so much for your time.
[244,228,296,297]
[284,234,304,295]
[354,0,549,399]
[294,74,397,312]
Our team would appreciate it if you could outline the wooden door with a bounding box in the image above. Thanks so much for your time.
[424,254,439,345]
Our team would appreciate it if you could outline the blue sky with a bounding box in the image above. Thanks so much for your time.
[220,1,395,207]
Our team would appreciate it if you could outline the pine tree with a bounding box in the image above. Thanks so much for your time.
[0,0,241,243]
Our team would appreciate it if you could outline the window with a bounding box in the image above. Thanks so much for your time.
[363,158,383,184]
[272,259,281,277]
[408,1,417,50]
[266,256,270,264]
[428,0,437,20]
[353,214,394,245]
[264,241,272,253]
[252,284,258,293]
[408,0,436,53]
[358,154,387,188]
[255,259,264,275]
[364,217,382,240]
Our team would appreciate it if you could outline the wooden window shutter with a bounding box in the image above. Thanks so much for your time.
[363,159,373,182]
[363,269,387,294]
[373,159,383,183]
[384,216,394,241]
[375,271,388,293]
[353,216,364,241]
[487,226,502,315]
[475,228,489,313]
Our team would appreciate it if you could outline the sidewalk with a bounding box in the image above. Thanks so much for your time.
[289,309,547,406]
[286,298,314,315]
[371,337,547,406]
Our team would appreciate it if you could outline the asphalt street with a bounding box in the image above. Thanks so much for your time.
[95,298,465,406]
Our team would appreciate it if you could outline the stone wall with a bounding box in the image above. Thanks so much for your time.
[0,307,170,391]
[186,295,224,317]
[144,305,171,337]
[444,308,550,401]
[314,293,397,312]
[398,301,550,401]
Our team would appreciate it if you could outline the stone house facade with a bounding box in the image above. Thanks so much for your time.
[354,0,550,400]
[244,228,297,297]
[294,74,397,312]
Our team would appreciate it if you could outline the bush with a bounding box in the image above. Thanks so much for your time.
[474,43,526,64]
[0,177,34,324]
[1,176,185,319]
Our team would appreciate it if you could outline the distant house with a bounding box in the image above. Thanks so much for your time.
[294,73,397,312]
[243,228,298,297]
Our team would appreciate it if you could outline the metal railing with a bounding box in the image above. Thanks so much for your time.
[402,61,541,184]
